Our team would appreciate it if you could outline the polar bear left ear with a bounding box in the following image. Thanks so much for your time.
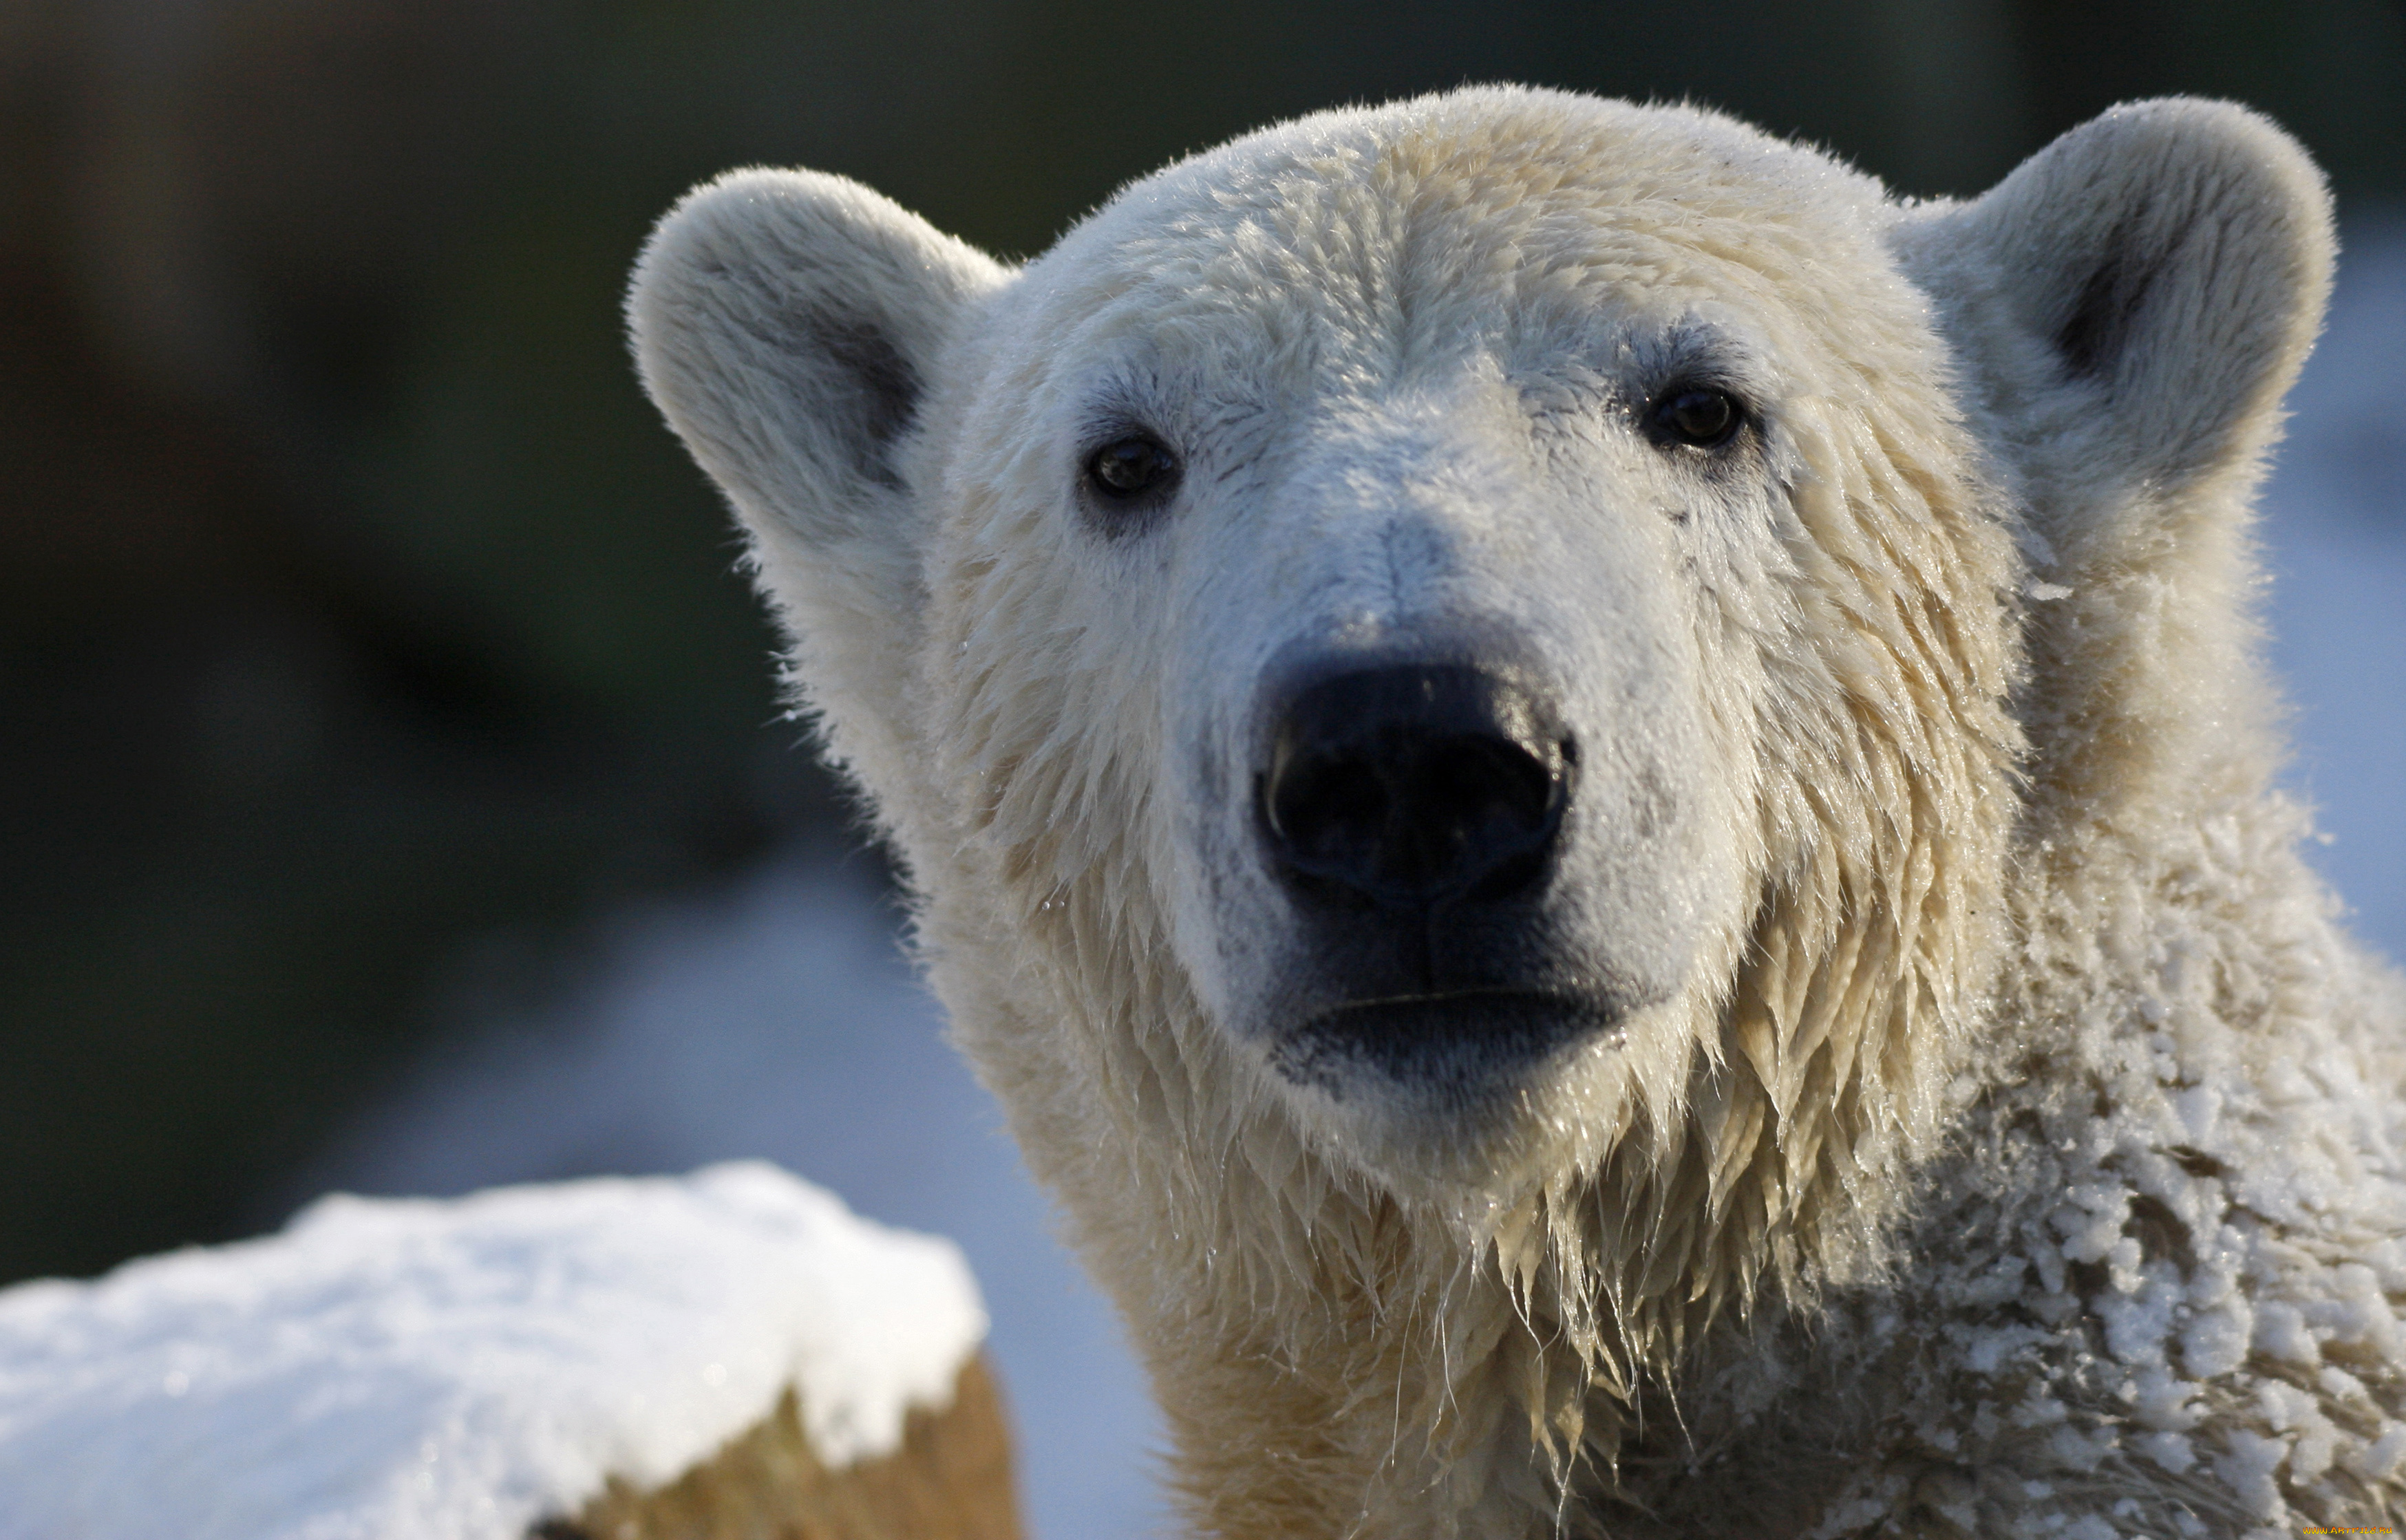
[1897,98,2334,559]
[629,169,1010,795]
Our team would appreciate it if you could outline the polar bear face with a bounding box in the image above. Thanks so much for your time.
[899,105,2021,1195]
[631,87,2328,1303]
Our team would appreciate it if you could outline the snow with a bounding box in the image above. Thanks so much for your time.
[0,1163,985,1540]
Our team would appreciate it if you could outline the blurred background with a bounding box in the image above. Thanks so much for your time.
[2,2,2400,1535]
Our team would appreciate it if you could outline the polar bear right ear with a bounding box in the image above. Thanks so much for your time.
[1897,99,2333,564]
[629,170,1009,787]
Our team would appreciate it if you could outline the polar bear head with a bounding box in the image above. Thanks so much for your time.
[630,87,2330,1528]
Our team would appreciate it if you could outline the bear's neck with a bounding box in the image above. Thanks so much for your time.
[1136,1162,1901,1540]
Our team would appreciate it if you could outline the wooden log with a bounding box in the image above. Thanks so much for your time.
[537,1353,1022,1540]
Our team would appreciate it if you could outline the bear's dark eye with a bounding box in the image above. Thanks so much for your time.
[1647,386,1743,450]
[1084,434,1180,500]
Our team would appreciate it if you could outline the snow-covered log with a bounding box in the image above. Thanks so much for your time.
[0,1162,1019,1540]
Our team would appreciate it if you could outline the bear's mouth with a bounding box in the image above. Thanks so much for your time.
[1266,987,1636,1108]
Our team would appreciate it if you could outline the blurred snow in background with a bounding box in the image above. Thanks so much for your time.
[304,222,2405,1540]
[2263,217,2406,961]
[305,862,1165,1540]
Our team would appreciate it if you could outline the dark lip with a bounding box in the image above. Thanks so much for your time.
[1266,987,1637,1107]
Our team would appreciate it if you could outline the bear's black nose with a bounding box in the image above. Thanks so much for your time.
[1258,665,1572,912]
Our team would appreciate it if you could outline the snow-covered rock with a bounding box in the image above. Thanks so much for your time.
[0,1162,989,1540]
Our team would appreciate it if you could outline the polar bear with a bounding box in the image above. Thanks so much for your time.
[628,88,2406,1537]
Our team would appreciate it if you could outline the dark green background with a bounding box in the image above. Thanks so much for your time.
[3,0,2400,1285]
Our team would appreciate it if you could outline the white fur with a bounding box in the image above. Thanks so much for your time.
[630,89,2403,1537]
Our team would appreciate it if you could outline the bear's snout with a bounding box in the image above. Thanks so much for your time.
[1239,653,1659,1103]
